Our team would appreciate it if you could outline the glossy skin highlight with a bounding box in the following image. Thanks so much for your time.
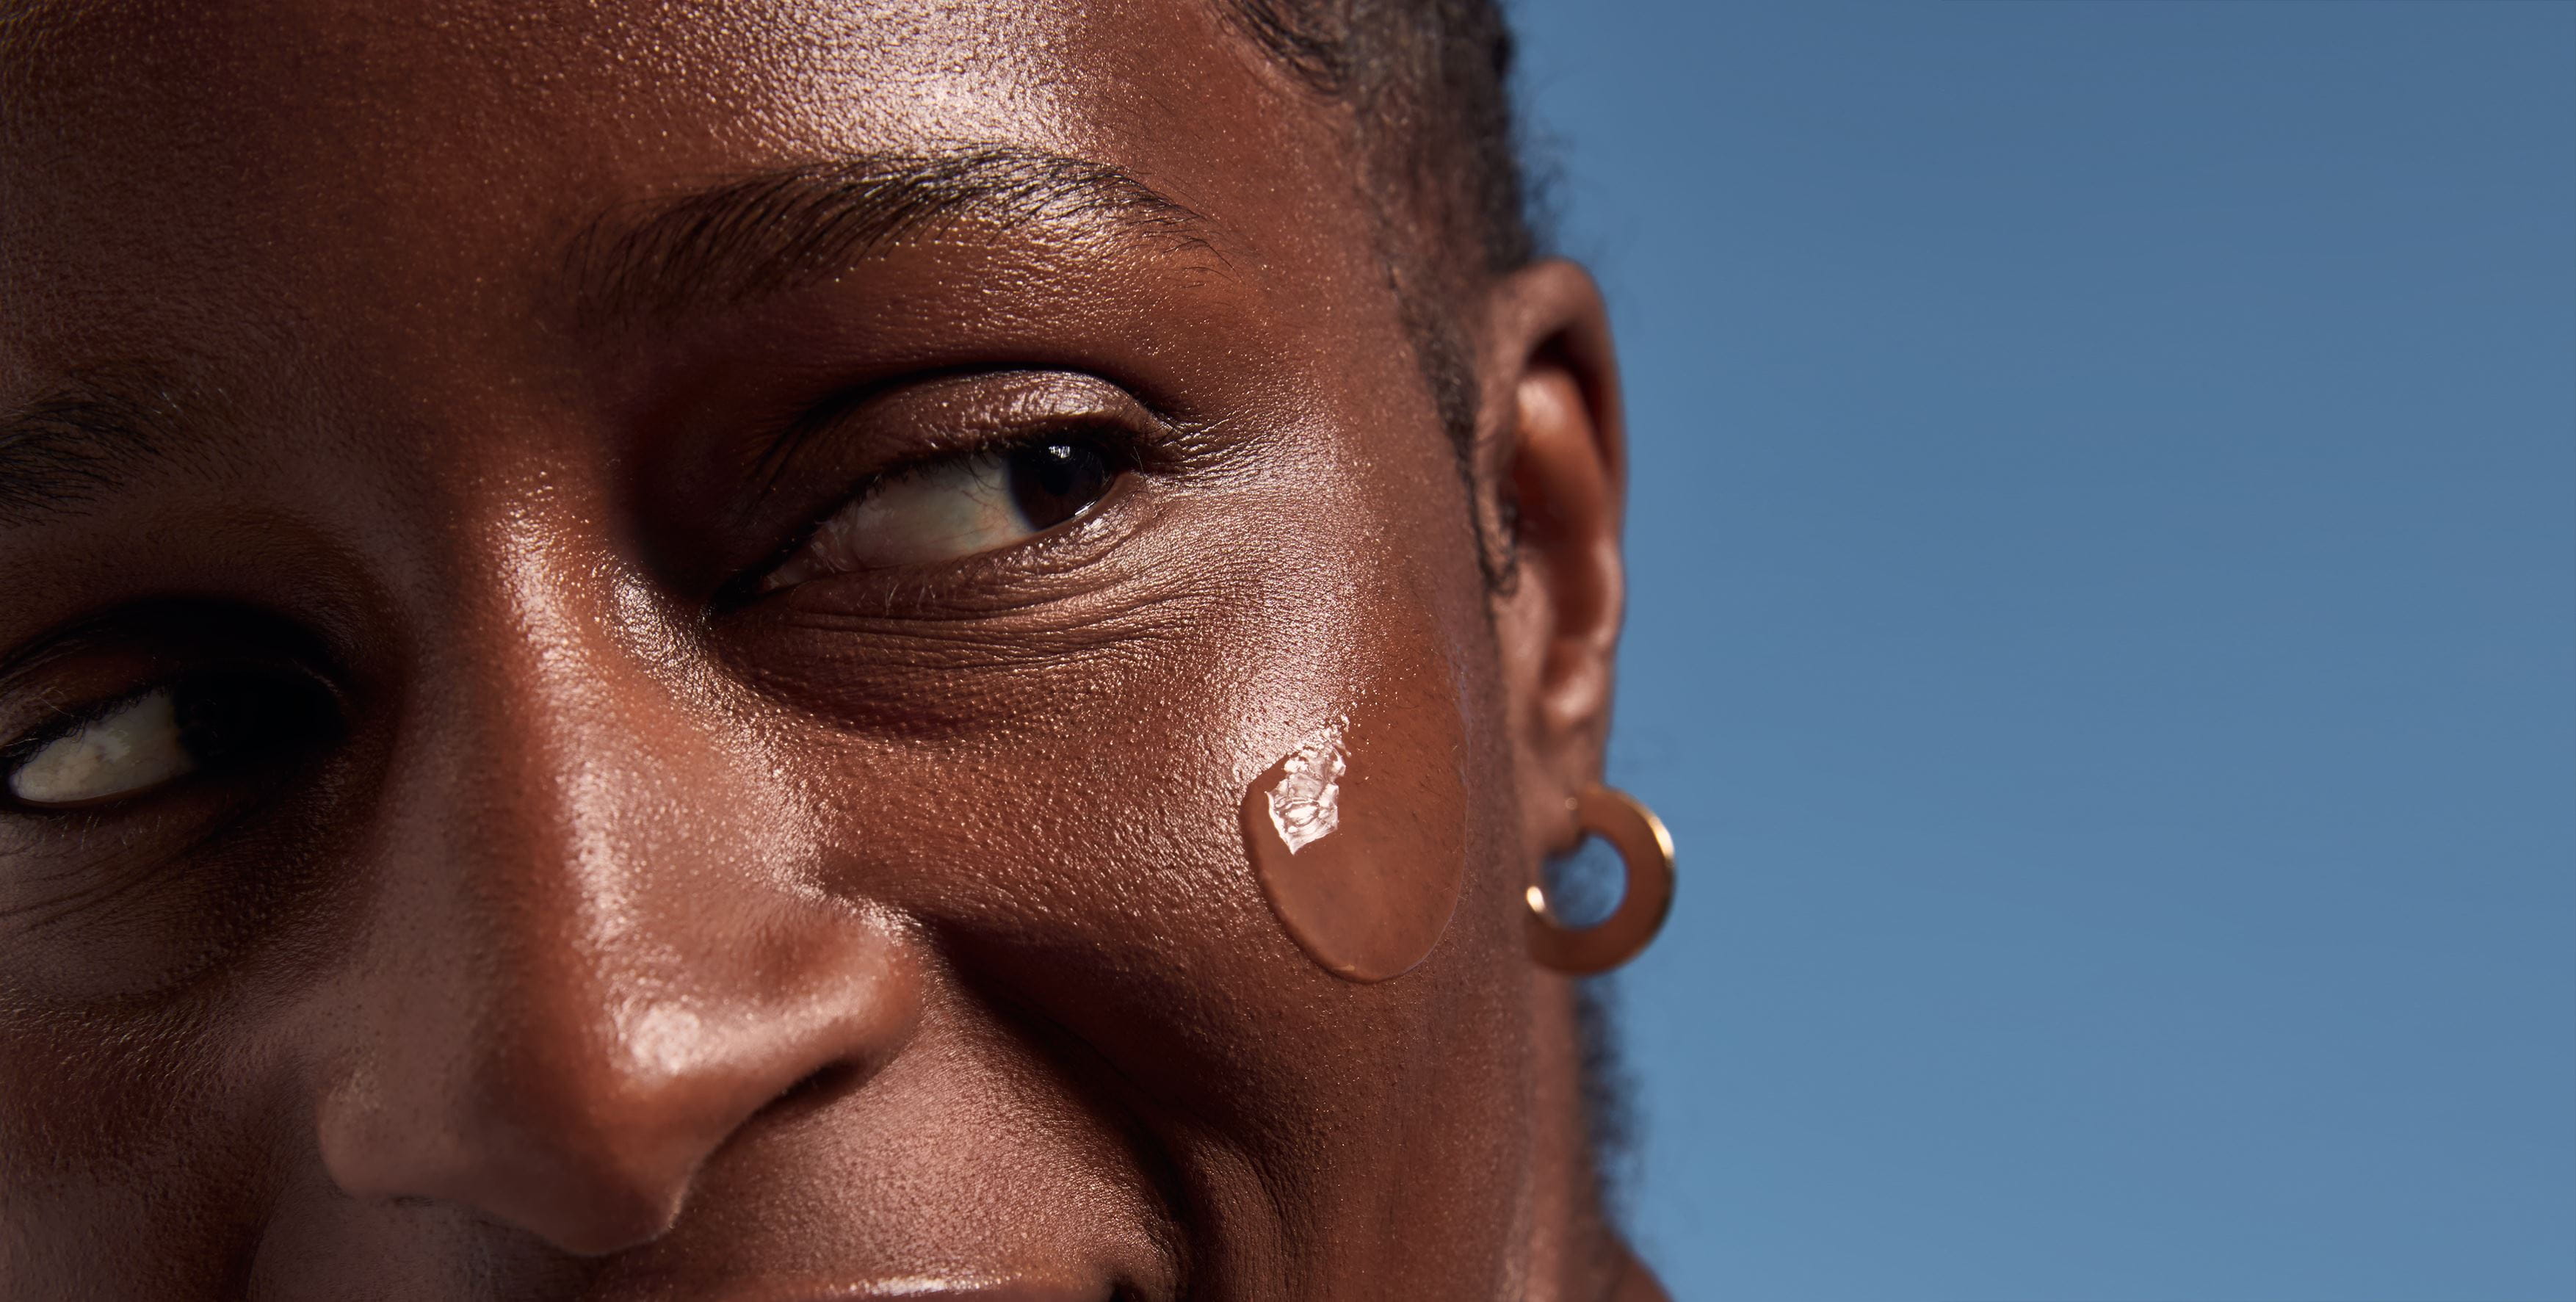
[0,1,1651,1297]
[1240,626,1470,984]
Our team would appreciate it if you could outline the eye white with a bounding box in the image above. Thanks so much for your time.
[7,688,198,806]
[763,452,1030,590]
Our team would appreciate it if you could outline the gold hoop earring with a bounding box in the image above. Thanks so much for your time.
[1525,786,1676,975]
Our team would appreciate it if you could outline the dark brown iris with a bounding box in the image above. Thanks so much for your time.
[1005,439,1115,531]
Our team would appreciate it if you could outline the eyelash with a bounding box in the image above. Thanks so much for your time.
[0,412,1179,805]
[726,422,1149,602]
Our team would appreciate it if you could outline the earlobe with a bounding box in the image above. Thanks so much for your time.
[1481,259,1629,819]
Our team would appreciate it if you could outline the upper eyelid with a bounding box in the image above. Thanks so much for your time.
[0,618,347,768]
[0,673,156,763]
[725,429,1142,606]
[739,368,1172,517]
[0,601,343,701]
[723,373,1174,565]
[2,675,187,759]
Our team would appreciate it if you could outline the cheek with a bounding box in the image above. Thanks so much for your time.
[0,1016,264,1295]
[765,444,1533,1280]
[784,543,1494,991]
[1241,626,1469,984]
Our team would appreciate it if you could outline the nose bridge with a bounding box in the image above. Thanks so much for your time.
[316,523,916,1256]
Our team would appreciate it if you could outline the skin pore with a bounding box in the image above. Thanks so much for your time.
[0,1,1654,1297]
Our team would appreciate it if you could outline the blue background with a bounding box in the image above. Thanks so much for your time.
[1513,2,2576,1298]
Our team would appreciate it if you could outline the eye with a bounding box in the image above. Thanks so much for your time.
[4,672,339,810]
[761,436,1121,590]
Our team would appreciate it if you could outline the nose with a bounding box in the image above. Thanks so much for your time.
[311,564,918,1256]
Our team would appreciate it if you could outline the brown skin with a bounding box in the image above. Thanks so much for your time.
[0,1,1656,1297]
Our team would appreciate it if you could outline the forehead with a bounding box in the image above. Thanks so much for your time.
[0,0,1362,372]
[1,0,1283,174]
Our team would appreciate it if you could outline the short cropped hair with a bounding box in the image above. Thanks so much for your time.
[1222,0,1538,283]
[1221,0,1545,498]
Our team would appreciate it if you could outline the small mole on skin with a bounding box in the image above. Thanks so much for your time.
[1241,679,1468,983]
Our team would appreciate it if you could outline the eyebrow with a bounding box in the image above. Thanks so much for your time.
[565,144,1217,329]
[0,151,1209,531]
[0,365,187,530]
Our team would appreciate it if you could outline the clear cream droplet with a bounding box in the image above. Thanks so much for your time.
[1240,681,1468,984]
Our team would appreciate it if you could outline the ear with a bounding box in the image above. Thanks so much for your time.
[1476,259,1627,857]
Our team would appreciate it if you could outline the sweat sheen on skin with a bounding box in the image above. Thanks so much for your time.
[0,0,1669,1290]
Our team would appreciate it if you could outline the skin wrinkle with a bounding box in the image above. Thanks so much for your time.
[0,0,1657,1297]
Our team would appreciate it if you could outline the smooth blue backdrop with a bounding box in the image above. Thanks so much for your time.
[1510,3,2576,1298]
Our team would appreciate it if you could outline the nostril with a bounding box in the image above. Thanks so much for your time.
[313,842,924,1256]
[761,1057,865,1124]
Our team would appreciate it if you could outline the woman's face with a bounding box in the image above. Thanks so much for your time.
[0,0,1627,1296]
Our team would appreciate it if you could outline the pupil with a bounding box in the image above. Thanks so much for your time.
[1007,440,1111,530]
[174,673,336,770]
